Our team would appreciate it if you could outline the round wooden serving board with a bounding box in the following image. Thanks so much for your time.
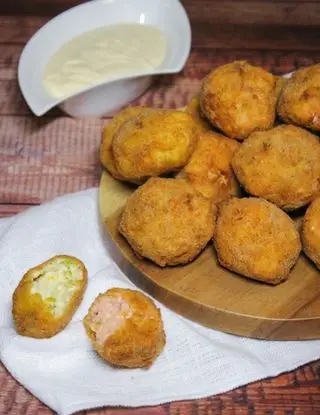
[99,169,320,340]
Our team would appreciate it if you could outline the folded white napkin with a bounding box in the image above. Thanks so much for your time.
[0,188,319,415]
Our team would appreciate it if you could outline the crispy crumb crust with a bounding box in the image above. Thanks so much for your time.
[112,111,198,182]
[200,61,277,140]
[177,130,241,204]
[214,197,301,284]
[119,177,217,266]
[302,197,320,269]
[231,125,320,211]
[100,106,156,181]
[12,255,87,338]
[185,95,212,135]
[83,288,166,368]
[277,64,320,132]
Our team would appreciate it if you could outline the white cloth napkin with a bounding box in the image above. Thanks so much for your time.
[0,188,320,415]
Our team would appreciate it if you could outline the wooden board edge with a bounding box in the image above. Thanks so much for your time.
[98,170,320,341]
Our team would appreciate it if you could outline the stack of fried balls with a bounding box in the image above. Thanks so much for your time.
[100,61,320,285]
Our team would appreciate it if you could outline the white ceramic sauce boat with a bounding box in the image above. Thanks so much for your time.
[18,0,191,117]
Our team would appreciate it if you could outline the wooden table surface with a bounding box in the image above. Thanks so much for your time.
[1,0,320,413]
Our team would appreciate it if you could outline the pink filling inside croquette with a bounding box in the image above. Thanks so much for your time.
[88,295,132,346]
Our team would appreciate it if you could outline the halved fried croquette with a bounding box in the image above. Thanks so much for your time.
[83,288,165,368]
[12,255,87,338]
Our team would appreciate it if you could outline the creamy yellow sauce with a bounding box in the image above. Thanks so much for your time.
[43,23,168,98]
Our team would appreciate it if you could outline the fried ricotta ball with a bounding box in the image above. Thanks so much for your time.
[278,64,320,132]
[232,125,320,210]
[12,255,87,338]
[112,110,198,182]
[185,95,212,135]
[214,198,301,284]
[119,177,216,266]
[83,288,165,368]
[275,76,289,102]
[302,197,320,269]
[177,131,241,203]
[100,106,157,181]
[200,61,278,140]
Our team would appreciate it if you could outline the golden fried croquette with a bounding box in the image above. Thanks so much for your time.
[112,110,198,182]
[200,61,278,140]
[100,106,156,181]
[177,131,241,203]
[275,76,289,102]
[12,255,87,338]
[214,198,301,284]
[119,177,216,266]
[186,95,212,135]
[302,197,320,268]
[278,64,320,132]
[232,125,320,210]
[83,288,165,368]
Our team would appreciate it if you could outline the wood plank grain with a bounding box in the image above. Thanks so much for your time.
[0,361,319,414]
[182,1,320,26]
[191,24,320,50]
[0,0,319,21]
[0,44,22,80]
[0,80,62,116]
[0,15,320,49]
[0,0,86,16]
[0,116,104,205]
[0,15,48,43]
